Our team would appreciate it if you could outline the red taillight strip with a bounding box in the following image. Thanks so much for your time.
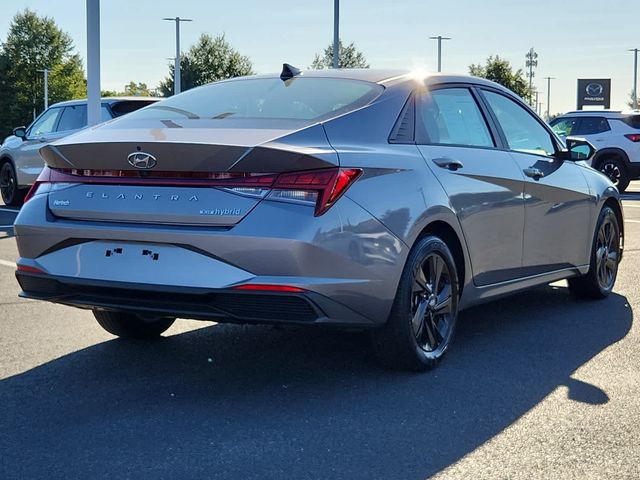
[232,284,306,293]
[17,264,46,274]
[625,133,640,142]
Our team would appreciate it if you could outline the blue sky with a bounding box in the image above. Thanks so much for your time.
[0,0,637,114]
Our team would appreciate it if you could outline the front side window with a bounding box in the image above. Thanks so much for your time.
[418,88,494,147]
[575,117,610,135]
[483,90,556,157]
[127,78,383,122]
[29,107,62,136]
[550,117,578,137]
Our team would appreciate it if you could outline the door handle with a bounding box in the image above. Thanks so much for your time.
[432,157,464,171]
[523,167,544,179]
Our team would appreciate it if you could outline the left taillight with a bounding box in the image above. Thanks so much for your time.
[23,167,52,203]
[625,133,640,142]
[269,168,362,216]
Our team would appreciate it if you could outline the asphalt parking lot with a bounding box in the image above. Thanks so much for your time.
[1,186,639,480]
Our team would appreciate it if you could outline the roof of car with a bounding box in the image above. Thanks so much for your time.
[49,97,160,108]
[222,68,518,92]
[558,110,640,118]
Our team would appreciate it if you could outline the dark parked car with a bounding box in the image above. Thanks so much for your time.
[13,68,623,371]
[0,97,159,206]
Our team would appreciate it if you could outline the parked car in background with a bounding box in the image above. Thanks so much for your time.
[549,110,640,192]
[13,69,623,371]
[0,97,159,206]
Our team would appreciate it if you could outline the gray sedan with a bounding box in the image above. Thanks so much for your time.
[0,97,158,206]
[13,68,623,371]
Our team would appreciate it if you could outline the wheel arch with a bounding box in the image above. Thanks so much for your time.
[415,220,466,295]
[592,148,630,170]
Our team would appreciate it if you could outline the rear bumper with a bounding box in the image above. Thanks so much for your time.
[16,272,376,327]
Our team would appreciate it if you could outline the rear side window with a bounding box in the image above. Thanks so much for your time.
[620,115,640,129]
[127,78,383,122]
[550,117,578,137]
[57,105,87,132]
[575,117,610,135]
[110,100,157,117]
[418,88,494,147]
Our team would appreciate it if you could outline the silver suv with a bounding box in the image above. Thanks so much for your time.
[549,110,640,192]
[0,97,158,206]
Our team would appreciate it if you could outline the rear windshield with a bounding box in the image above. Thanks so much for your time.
[620,114,640,129]
[111,100,158,117]
[127,77,383,122]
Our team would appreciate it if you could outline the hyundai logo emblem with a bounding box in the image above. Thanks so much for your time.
[127,152,157,169]
[585,83,604,96]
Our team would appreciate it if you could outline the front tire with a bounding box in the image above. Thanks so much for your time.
[568,206,621,299]
[372,235,459,371]
[0,162,26,207]
[93,310,175,339]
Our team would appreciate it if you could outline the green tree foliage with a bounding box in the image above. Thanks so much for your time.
[311,40,369,69]
[158,34,253,97]
[0,9,86,137]
[469,55,531,100]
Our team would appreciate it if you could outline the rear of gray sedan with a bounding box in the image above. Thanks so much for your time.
[13,71,416,336]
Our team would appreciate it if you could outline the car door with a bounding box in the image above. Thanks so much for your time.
[416,85,526,286]
[479,88,594,273]
[15,106,65,179]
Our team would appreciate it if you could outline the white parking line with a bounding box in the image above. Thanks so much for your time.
[625,219,640,224]
[0,208,20,213]
[0,259,16,268]
[0,225,14,229]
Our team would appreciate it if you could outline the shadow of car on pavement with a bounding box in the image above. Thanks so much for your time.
[0,285,632,480]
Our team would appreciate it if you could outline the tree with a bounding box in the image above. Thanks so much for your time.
[311,40,369,69]
[0,9,86,137]
[158,34,253,97]
[469,55,531,100]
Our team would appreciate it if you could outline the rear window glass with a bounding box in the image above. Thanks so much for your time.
[110,100,157,117]
[620,115,640,129]
[127,78,383,122]
[575,117,610,135]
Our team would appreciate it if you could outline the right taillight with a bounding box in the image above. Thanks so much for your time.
[625,133,640,142]
[270,167,362,216]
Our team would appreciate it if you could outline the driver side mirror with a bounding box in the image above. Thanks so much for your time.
[12,126,26,140]
[562,136,596,161]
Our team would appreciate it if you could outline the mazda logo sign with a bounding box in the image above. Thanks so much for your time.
[585,83,604,96]
[127,152,157,169]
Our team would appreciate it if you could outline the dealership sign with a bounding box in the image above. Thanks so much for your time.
[577,79,611,109]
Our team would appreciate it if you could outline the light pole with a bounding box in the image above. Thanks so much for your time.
[163,17,192,95]
[429,35,451,72]
[631,48,639,110]
[86,0,101,126]
[333,0,339,68]
[544,76,555,120]
[37,68,49,110]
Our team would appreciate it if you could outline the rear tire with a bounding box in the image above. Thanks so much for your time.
[93,310,175,339]
[371,235,459,371]
[598,157,629,192]
[568,206,620,299]
[0,162,26,207]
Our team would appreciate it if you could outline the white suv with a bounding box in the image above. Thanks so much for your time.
[550,110,640,192]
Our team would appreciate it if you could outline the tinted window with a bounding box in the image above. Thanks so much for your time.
[127,78,383,122]
[110,100,156,117]
[620,115,640,129]
[550,117,578,137]
[483,90,556,156]
[575,117,610,135]
[418,88,494,147]
[29,107,63,136]
[57,105,87,132]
